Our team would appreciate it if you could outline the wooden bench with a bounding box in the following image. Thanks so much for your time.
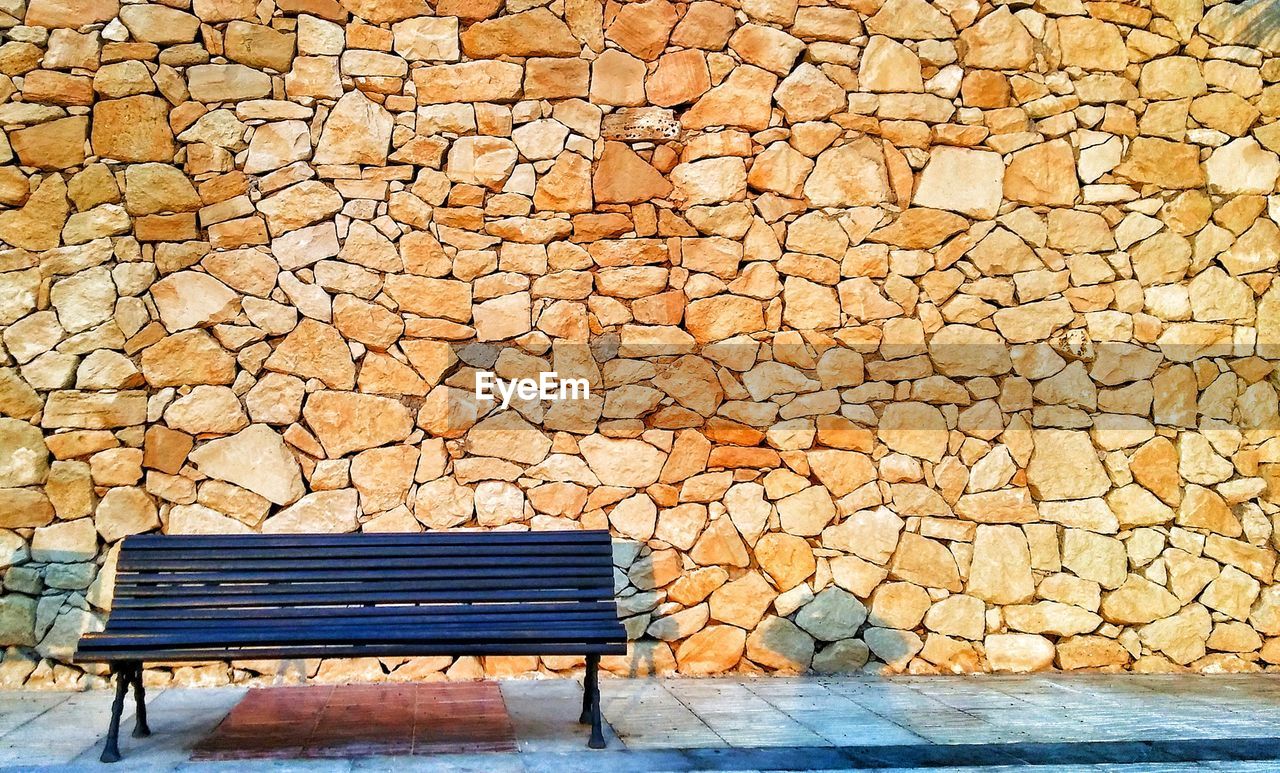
[75,529,627,762]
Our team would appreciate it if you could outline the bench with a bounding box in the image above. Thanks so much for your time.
[75,529,627,762]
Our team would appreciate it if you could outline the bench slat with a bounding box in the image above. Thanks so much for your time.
[107,613,623,633]
[82,623,625,649]
[121,530,610,549]
[117,547,610,568]
[113,566,613,585]
[75,642,630,662]
[110,585,615,609]
[114,574,612,597]
[118,556,612,573]
[107,599,620,622]
[78,529,627,664]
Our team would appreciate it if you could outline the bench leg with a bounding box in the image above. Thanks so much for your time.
[579,657,592,725]
[101,666,129,763]
[585,654,605,749]
[130,664,151,738]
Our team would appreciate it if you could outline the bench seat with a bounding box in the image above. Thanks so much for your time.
[76,529,626,761]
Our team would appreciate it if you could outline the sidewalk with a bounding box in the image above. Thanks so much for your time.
[3,675,1280,771]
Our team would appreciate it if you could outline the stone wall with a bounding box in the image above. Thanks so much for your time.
[2,0,1280,688]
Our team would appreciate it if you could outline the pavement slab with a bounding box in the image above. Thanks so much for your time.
[1,675,1280,772]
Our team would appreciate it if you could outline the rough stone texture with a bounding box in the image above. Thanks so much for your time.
[3,0,1280,689]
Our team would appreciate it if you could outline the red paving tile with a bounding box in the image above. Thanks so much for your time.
[191,682,519,760]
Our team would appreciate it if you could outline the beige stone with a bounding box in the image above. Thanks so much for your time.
[0,418,47,488]
[879,402,948,463]
[1139,604,1211,665]
[804,139,891,207]
[1027,430,1109,501]
[0,175,67,251]
[95,486,159,543]
[151,272,240,332]
[11,116,87,171]
[608,0,678,59]
[868,582,931,630]
[263,489,358,533]
[350,446,417,513]
[924,594,985,640]
[1114,138,1206,189]
[861,37,922,93]
[188,64,272,102]
[393,17,459,61]
[164,386,248,435]
[683,66,777,132]
[1101,575,1181,624]
[258,181,344,236]
[913,147,1004,218]
[31,518,98,563]
[646,50,711,107]
[188,425,305,506]
[777,486,836,537]
[774,63,846,120]
[446,137,518,190]
[866,0,954,39]
[141,331,236,388]
[959,8,1033,68]
[967,525,1035,605]
[1004,140,1080,206]
[314,91,392,166]
[1057,17,1127,71]
[414,61,524,104]
[1062,529,1127,589]
[889,532,962,591]
[1206,138,1280,195]
[985,633,1054,672]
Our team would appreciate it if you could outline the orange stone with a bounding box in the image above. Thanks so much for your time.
[646,49,711,107]
[961,70,1010,108]
[435,0,501,20]
[143,425,194,475]
[708,446,782,469]
[571,212,633,241]
[460,8,581,57]
[703,418,764,445]
[590,48,647,106]
[593,142,673,203]
[606,0,679,60]
[21,71,93,106]
[533,152,594,213]
[92,95,176,163]
[670,1,736,50]
[134,213,199,241]
[524,58,590,99]
[10,116,87,170]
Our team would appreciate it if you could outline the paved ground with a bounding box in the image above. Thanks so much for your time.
[3,675,1280,771]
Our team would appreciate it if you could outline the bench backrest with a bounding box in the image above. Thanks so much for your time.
[79,530,625,662]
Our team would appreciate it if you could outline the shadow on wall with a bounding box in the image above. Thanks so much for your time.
[1204,0,1280,52]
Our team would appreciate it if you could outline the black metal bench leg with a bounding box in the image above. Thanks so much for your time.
[579,657,592,725]
[101,666,129,763]
[585,654,605,749]
[131,664,150,738]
